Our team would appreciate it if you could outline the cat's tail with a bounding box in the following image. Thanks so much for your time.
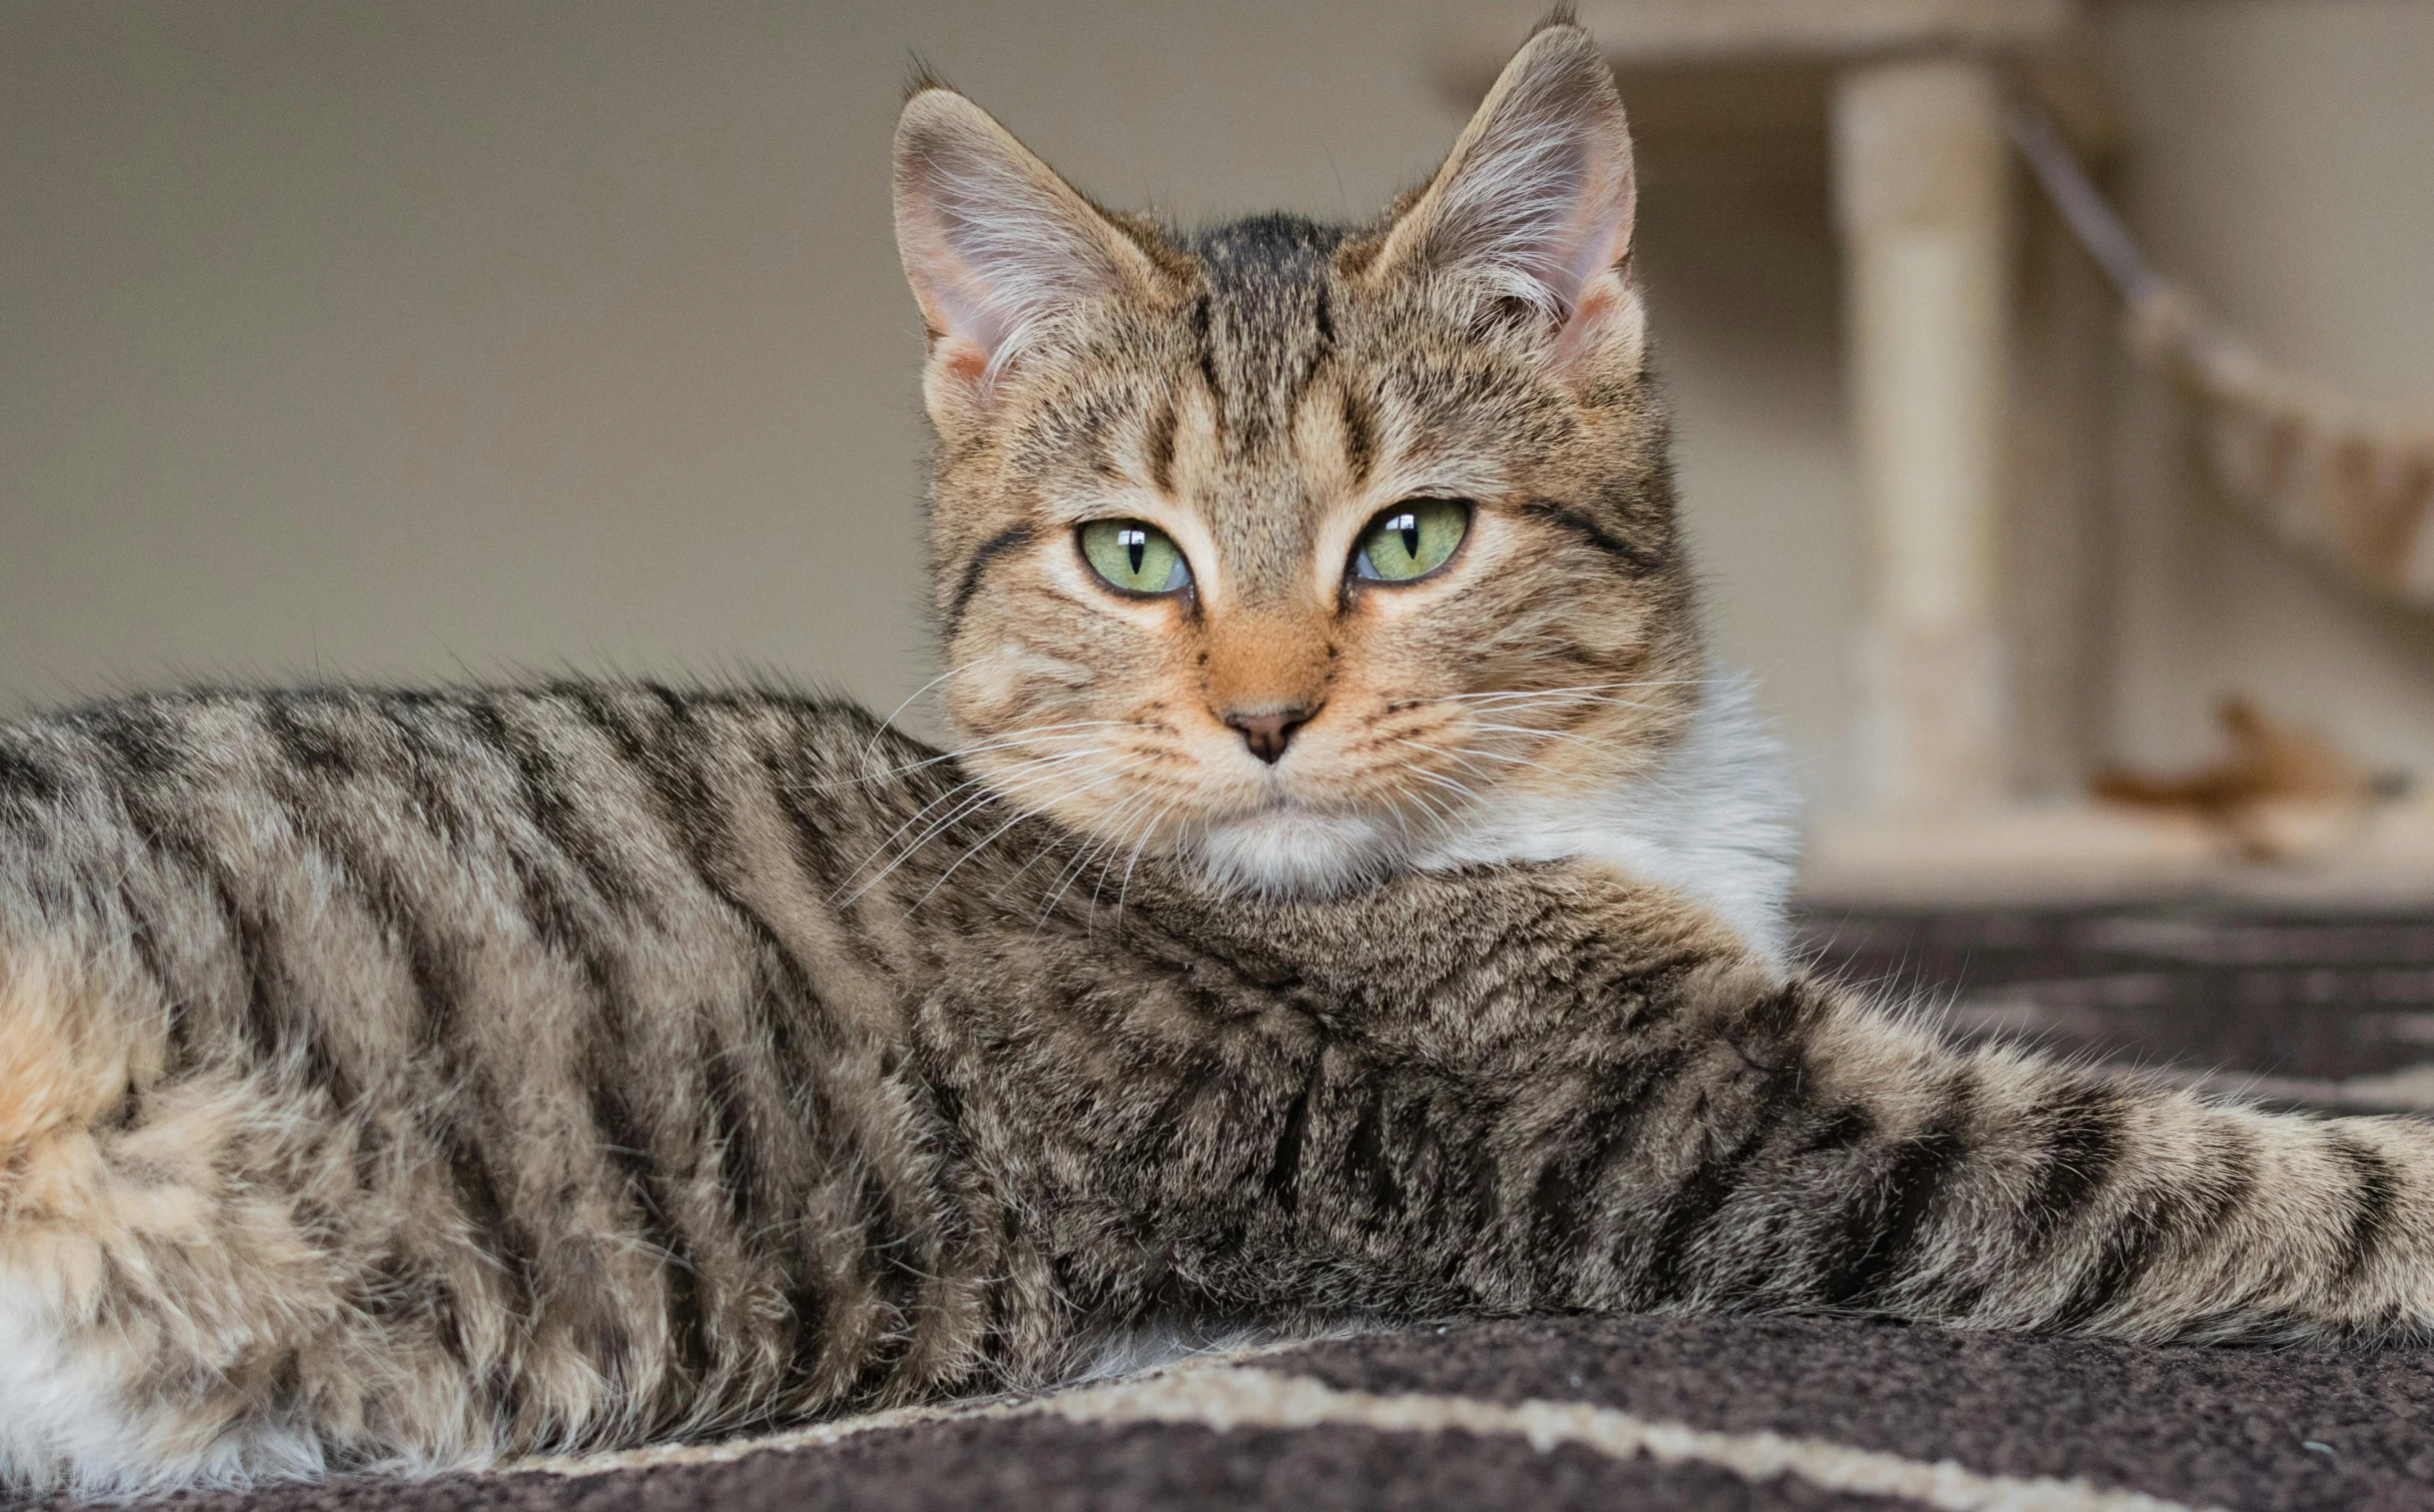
[958,860,2434,1353]
[1654,978,2434,1345]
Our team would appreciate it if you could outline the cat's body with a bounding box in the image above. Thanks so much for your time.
[6,21,2433,1496]
[0,679,1785,1489]
[8,681,2434,1495]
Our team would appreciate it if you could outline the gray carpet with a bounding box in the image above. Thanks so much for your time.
[20,902,2434,1511]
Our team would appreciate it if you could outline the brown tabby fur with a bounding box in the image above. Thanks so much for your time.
[3,21,2433,1499]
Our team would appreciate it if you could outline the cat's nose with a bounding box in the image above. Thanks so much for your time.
[1223,704,1316,765]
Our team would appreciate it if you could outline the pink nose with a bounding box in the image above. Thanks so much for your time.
[1223,705,1315,764]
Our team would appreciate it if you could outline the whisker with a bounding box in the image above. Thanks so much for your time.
[840,753,1125,904]
[1390,773,1468,830]
[1462,722,1616,747]
[851,651,1042,769]
[1419,679,1701,705]
[850,747,1109,884]
[1439,691,1668,715]
[814,720,1138,790]
[1403,764,1487,812]
[1093,783,1192,927]
[837,786,1007,905]
[832,772,997,892]
[1037,787,1161,931]
[907,762,1134,912]
[1113,791,1189,927]
[859,664,965,759]
[983,766,1175,908]
[1394,738,1572,782]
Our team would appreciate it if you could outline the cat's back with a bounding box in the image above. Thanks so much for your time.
[0,681,1017,1481]
[0,679,931,943]
[0,677,981,1106]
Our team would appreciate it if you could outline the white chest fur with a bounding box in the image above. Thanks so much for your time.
[1415,672,1802,965]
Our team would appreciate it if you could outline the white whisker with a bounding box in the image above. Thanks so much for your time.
[814,720,1137,790]
[1038,787,1160,932]
[1394,738,1571,783]
[1420,679,1699,706]
[907,761,1133,912]
[840,751,1123,904]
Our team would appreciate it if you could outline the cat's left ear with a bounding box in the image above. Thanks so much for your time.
[1371,23,1641,382]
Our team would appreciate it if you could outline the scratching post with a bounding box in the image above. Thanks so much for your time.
[1832,58,2012,817]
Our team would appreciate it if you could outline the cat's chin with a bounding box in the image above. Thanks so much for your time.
[1188,803,1410,897]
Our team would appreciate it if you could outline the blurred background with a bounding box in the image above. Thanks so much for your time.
[5,0,2434,895]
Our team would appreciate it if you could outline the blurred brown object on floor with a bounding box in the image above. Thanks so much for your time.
[2093,696,2407,861]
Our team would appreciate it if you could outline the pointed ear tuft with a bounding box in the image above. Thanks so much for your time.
[1374,24,1640,377]
[892,89,1159,404]
[901,54,953,104]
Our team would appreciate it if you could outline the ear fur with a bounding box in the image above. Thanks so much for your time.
[892,88,1162,409]
[1372,24,1641,379]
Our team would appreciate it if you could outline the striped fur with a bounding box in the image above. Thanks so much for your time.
[4,685,2434,1495]
[7,21,2434,1497]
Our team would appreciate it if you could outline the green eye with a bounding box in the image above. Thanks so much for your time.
[1351,497,1469,583]
[1080,519,1192,596]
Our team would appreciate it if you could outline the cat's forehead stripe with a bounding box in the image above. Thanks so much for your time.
[1187,213,1346,291]
[1187,214,1347,451]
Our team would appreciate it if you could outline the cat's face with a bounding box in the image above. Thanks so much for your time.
[893,25,1700,892]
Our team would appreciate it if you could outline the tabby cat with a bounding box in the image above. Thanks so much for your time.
[4,23,2431,1496]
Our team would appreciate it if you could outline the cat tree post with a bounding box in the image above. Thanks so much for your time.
[1833,58,2011,817]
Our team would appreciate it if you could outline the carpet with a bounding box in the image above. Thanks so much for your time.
[18,901,2434,1511]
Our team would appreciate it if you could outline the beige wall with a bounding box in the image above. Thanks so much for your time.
[5,0,2433,810]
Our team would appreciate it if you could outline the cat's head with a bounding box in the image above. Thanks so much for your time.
[891,23,1700,893]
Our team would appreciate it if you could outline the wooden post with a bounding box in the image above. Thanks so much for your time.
[1832,56,2013,817]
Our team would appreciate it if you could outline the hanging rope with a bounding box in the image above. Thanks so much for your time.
[2008,107,2434,607]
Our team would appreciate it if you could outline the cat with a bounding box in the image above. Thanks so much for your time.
[3,20,2432,1498]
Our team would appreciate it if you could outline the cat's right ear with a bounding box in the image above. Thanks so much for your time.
[893,89,1161,417]
[1369,24,1642,384]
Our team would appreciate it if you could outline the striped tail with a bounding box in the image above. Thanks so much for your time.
[1605,982,2434,1344]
